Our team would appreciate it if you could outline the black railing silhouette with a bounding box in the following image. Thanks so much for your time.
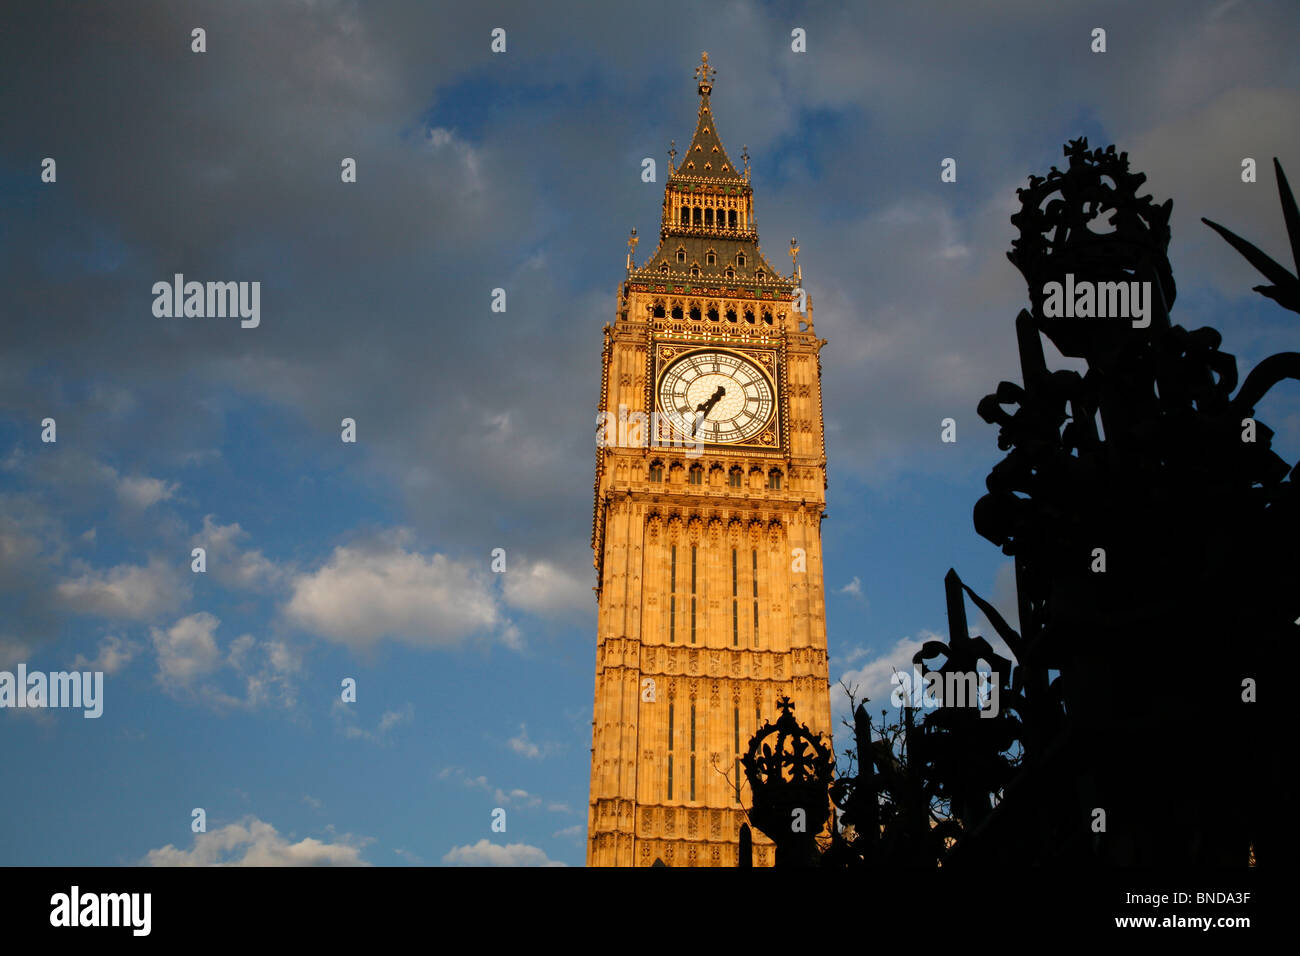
[741,141,1299,867]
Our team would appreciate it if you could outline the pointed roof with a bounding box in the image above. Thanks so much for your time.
[628,53,794,294]
[673,52,746,183]
[638,233,788,287]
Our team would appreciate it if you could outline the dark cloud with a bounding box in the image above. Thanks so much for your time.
[2,0,1297,596]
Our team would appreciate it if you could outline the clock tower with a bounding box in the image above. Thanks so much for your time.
[587,53,832,867]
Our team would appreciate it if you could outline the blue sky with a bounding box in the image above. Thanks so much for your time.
[1,0,1298,866]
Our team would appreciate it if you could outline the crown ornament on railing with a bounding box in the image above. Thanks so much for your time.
[1007,138,1176,356]
[741,696,834,864]
[743,696,833,788]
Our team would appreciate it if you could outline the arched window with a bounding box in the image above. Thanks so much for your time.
[688,700,697,792]
[689,306,701,321]
[649,462,664,482]
[688,465,703,486]
[737,253,746,267]
[743,309,755,323]
[707,307,719,322]
[755,269,764,280]
[652,304,665,318]
[677,248,686,263]
[728,467,743,488]
[762,310,773,324]
[768,470,782,490]
[693,207,702,225]
[691,265,700,278]
[725,308,737,323]
[660,264,669,274]
[704,208,714,227]
[732,705,742,794]
[670,550,677,645]
[728,210,737,229]
[726,268,734,279]
[680,207,689,224]
[706,250,715,266]
[671,305,683,320]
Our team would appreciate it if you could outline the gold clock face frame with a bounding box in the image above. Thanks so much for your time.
[656,348,776,445]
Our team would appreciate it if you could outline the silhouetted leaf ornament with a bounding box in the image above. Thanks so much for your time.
[913,641,949,664]
[789,145,1295,867]
[1203,160,1300,315]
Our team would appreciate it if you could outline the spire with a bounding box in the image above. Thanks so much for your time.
[630,52,792,294]
[675,51,745,182]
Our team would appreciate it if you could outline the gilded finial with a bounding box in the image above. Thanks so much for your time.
[626,227,639,273]
[790,237,800,277]
[695,51,715,95]
[742,145,750,180]
[668,139,676,166]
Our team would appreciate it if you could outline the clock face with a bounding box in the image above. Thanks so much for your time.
[658,350,775,444]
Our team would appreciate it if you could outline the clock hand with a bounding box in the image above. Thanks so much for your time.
[691,386,726,435]
[695,385,726,416]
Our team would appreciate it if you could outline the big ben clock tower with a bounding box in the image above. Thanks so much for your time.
[587,53,832,867]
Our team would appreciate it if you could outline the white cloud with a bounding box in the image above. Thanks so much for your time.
[150,612,299,709]
[552,824,583,839]
[982,561,1021,637]
[507,722,556,760]
[837,645,872,665]
[265,639,300,675]
[56,559,189,621]
[377,705,412,733]
[425,125,482,191]
[441,839,565,867]
[236,639,301,710]
[72,634,141,674]
[284,534,506,650]
[502,560,591,616]
[89,460,177,509]
[833,632,941,716]
[143,817,369,866]
[838,576,864,599]
[509,733,539,758]
[439,766,543,807]
[151,612,222,686]
[333,700,413,742]
[192,515,288,591]
[114,473,177,509]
